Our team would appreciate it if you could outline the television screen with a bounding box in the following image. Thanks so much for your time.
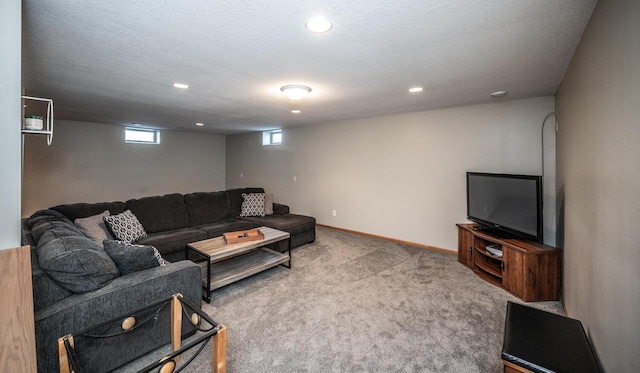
[467,172,542,242]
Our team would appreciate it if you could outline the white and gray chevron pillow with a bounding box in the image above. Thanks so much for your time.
[240,193,266,217]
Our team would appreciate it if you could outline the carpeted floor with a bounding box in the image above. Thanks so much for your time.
[128,226,562,372]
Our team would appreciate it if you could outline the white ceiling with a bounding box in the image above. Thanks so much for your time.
[22,0,597,135]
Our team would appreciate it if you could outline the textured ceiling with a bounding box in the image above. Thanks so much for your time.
[22,0,596,134]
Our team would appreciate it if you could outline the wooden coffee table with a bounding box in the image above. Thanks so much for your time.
[185,227,291,302]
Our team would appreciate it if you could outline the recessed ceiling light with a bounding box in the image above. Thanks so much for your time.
[491,90,508,98]
[306,16,333,33]
[173,83,189,89]
[291,110,301,114]
[195,122,204,126]
[409,87,423,93]
[280,85,312,100]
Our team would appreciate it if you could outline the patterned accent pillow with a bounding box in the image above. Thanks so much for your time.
[103,240,166,276]
[103,210,147,243]
[240,193,266,217]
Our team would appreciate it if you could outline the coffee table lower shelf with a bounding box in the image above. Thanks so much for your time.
[199,248,290,296]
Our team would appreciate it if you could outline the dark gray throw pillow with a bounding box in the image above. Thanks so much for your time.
[103,240,166,276]
[37,236,119,293]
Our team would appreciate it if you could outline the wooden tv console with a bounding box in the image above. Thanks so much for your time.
[457,224,560,302]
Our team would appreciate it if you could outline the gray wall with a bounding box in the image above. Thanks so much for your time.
[0,0,22,249]
[227,96,556,251]
[556,0,640,371]
[22,120,226,216]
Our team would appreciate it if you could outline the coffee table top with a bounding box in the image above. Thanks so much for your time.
[186,226,289,263]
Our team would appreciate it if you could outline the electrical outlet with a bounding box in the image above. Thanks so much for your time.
[332,210,337,217]
[240,173,243,178]
[293,176,297,182]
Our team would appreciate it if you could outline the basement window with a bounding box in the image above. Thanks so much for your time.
[262,130,282,145]
[125,127,160,144]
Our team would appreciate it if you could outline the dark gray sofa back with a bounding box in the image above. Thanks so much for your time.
[183,191,233,226]
[126,193,190,234]
[51,201,127,221]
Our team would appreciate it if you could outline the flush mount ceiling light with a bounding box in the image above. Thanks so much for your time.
[173,83,189,89]
[280,85,312,100]
[305,16,333,33]
[291,109,301,114]
[195,122,204,126]
[409,87,423,93]
[491,90,508,98]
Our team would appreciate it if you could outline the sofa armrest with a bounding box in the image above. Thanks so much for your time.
[34,260,202,373]
[273,203,290,215]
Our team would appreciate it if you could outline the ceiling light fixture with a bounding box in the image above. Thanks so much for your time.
[291,110,301,114]
[491,90,508,98]
[280,85,312,100]
[173,83,189,89]
[305,16,333,33]
[195,122,204,126]
[409,87,423,93]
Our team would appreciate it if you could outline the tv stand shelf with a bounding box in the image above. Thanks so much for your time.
[457,224,560,302]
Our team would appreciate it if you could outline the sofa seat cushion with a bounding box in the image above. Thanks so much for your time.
[51,201,127,221]
[135,228,207,258]
[193,219,256,239]
[183,191,233,226]
[126,193,190,234]
[240,214,316,236]
[37,235,119,293]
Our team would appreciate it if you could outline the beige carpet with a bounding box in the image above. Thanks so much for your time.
[126,226,562,372]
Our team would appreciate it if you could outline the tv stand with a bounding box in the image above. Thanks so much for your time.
[457,224,560,302]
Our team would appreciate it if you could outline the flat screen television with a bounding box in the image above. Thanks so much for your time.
[466,172,543,243]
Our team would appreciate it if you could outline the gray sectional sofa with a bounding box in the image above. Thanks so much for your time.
[24,187,315,372]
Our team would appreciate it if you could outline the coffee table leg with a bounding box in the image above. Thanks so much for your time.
[286,243,292,268]
[206,260,212,303]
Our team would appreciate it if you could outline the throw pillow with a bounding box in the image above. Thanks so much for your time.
[103,240,166,276]
[74,210,114,246]
[264,193,274,215]
[37,236,119,293]
[240,193,265,217]
[103,210,148,243]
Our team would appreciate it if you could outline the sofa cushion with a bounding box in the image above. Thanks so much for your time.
[30,247,72,312]
[51,201,127,221]
[126,193,190,233]
[104,210,148,243]
[227,187,264,217]
[37,236,119,293]
[136,228,208,259]
[183,191,233,226]
[74,210,114,246]
[240,193,266,217]
[193,219,256,239]
[103,240,166,276]
[28,209,84,245]
[240,213,316,236]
